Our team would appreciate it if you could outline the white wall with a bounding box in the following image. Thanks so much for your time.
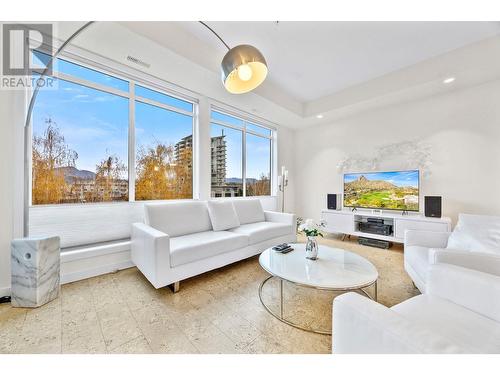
[0,88,26,296]
[294,80,500,224]
[0,91,15,296]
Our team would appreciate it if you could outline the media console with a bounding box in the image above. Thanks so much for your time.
[320,209,451,244]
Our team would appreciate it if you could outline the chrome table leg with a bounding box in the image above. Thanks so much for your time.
[280,279,284,318]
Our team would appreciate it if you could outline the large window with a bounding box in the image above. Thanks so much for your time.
[31,52,195,205]
[246,132,271,196]
[210,109,273,198]
[135,94,194,200]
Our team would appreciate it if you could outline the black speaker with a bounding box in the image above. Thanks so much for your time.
[327,194,338,210]
[425,196,442,218]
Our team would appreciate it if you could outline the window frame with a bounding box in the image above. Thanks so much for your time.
[29,49,199,206]
[209,105,275,198]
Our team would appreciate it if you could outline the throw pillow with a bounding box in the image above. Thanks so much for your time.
[207,201,240,231]
[232,199,266,224]
[446,213,500,255]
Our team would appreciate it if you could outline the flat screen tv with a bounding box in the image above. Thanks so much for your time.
[343,170,419,211]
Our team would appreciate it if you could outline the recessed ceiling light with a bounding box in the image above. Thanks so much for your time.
[316,114,324,119]
[443,77,456,84]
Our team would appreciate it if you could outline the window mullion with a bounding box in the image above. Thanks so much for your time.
[210,119,244,131]
[135,96,193,117]
[245,129,272,139]
[53,71,129,98]
[242,124,247,197]
[128,81,136,202]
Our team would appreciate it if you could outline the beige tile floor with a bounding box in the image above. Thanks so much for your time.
[0,235,419,354]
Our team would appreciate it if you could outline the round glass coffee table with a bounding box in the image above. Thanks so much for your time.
[258,243,378,335]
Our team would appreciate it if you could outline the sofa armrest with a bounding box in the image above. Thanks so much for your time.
[333,293,466,354]
[427,264,500,322]
[429,249,500,277]
[131,223,170,289]
[404,229,450,249]
[264,210,296,227]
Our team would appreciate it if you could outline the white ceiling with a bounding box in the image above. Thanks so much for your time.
[179,21,500,102]
[121,21,500,124]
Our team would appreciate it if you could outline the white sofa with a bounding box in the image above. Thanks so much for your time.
[404,213,500,292]
[333,257,500,353]
[131,199,296,291]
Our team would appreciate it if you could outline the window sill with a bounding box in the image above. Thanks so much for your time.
[61,239,130,263]
[210,195,277,199]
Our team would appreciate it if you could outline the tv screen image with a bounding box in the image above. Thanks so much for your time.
[343,170,419,211]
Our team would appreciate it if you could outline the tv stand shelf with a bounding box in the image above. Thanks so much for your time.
[321,209,451,244]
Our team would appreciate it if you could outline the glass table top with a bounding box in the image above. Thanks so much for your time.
[259,243,378,290]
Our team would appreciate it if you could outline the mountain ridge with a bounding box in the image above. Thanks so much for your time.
[55,166,95,183]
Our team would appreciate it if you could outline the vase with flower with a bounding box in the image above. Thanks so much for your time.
[298,219,325,260]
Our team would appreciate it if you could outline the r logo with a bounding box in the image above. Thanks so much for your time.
[2,23,53,76]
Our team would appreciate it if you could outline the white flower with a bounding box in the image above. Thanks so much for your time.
[298,218,322,232]
[304,219,314,230]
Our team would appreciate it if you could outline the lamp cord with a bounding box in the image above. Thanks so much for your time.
[198,21,231,51]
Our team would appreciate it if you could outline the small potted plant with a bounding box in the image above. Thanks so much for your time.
[298,219,325,260]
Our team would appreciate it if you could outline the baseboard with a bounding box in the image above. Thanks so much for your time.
[61,241,134,284]
[61,240,131,263]
[0,286,11,297]
[61,260,134,284]
[1,259,135,294]
[2,242,135,292]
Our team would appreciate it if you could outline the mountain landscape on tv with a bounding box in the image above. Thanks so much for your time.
[344,172,419,211]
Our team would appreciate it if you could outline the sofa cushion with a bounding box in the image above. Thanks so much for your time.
[391,294,500,353]
[232,199,265,225]
[229,221,291,244]
[145,201,212,237]
[170,231,249,267]
[446,213,500,255]
[404,245,429,283]
[207,200,240,231]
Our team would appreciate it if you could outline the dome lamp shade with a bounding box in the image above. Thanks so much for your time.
[221,44,268,94]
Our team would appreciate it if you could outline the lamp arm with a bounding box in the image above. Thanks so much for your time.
[198,21,231,51]
[23,21,95,237]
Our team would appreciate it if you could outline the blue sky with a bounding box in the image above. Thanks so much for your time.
[245,133,271,179]
[32,54,271,180]
[210,123,270,180]
[135,102,193,156]
[211,124,242,179]
[33,78,129,175]
[210,111,270,179]
[344,170,419,188]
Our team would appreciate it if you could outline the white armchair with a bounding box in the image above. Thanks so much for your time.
[429,248,500,276]
[404,213,500,292]
[333,260,500,354]
[404,229,451,292]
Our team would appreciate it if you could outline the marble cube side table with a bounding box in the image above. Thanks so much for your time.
[11,236,61,308]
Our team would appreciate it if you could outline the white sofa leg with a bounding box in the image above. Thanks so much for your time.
[168,281,180,293]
